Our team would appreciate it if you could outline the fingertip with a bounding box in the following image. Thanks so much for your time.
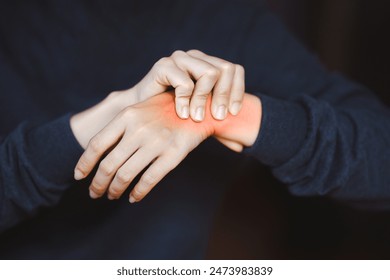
[74,169,84,180]
[193,106,205,122]
[89,189,99,199]
[230,102,242,116]
[129,195,137,204]
[107,194,116,200]
[215,105,227,120]
[181,105,190,119]
[175,95,191,119]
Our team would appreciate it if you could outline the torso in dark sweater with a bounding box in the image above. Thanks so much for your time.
[1,0,388,259]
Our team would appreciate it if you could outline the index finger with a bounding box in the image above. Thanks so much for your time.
[74,116,126,180]
[129,150,185,203]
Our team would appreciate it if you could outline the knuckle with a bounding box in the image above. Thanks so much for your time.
[76,157,89,173]
[234,93,244,101]
[109,185,123,197]
[154,57,171,68]
[157,127,173,142]
[186,49,202,56]
[106,91,120,100]
[193,91,209,100]
[214,89,230,98]
[131,188,144,200]
[181,80,195,92]
[116,170,132,185]
[176,82,194,97]
[90,181,105,194]
[98,160,115,177]
[89,137,101,153]
[235,64,245,74]
[120,107,134,119]
[141,172,158,186]
[171,50,186,58]
[205,68,219,79]
[161,160,175,173]
[220,62,234,73]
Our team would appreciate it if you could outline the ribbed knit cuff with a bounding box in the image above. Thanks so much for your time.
[244,94,308,167]
[27,114,84,184]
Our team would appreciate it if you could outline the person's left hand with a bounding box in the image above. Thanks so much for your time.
[74,92,215,203]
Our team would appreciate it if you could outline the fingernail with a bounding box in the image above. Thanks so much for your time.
[194,107,204,122]
[74,169,84,180]
[181,106,189,119]
[129,195,136,204]
[107,194,115,200]
[89,189,99,199]
[216,105,227,120]
[230,102,241,115]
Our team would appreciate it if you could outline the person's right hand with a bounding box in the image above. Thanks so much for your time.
[74,92,214,203]
[132,50,245,121]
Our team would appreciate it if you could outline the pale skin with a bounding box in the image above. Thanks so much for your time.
[71,50,262,203]
[134,50,246,121]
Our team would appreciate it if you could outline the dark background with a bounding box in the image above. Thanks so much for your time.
[207,0,390,259]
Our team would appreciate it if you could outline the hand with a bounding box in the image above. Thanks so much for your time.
[133,50,245,121]
[70,90,138,149]
[74,92,215,203]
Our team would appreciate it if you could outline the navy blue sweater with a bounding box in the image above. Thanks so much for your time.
[0,0,389,259]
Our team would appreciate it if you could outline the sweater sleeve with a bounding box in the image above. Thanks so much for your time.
[245,86,390,209]
[0,114,83,232]
[240,8,390,209]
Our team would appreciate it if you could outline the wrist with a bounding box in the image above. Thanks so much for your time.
[211,93,262,148]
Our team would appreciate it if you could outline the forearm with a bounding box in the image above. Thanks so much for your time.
[0,87,136,230]
[243,91,390,209]
[0,86,137,231]
[0,115,83,232]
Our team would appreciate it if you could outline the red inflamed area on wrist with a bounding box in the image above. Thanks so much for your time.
[211,94,262,147]
[154,92,262,147]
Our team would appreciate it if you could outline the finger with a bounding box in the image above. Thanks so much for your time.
[152,58,195,119]
[88,135,139,199]
[171,50,220,122]
[189,74,218,122]
[135,58,194,117]
[187,50,235,120]
[229,64,245,115]
[214,136,244,153]
[106,144,162,200]
[210,64,234,120]
[129,151,185,203]
[74,116,126,180]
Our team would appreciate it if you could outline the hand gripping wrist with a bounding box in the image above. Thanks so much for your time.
[159,92,262,149]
